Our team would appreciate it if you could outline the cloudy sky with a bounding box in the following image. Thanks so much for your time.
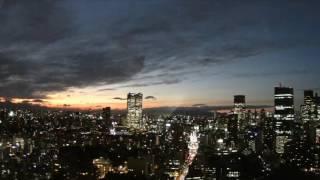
[0,0,320,109]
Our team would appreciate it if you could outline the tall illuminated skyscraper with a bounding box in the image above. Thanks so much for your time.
[127,93,143,130]
[301,90,318,122]
[228,95,246,144]
[274,86,294,121]
[234,95,246,120]
[274,85,294,154]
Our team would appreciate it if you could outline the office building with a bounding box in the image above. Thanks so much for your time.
[102,107,111,126]
[301,90,316,122]
[234,95,246,120]
[274,85,294,154]
[274,86,294,121]
[301,90,320,122]
[127,93,143,130]
[316,94,320,121]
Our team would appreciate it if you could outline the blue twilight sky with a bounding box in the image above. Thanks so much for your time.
[0,0,320,109]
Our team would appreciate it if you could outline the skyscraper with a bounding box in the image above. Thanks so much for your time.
[274,85,294,154]
[316,125,320,146]
[274,86,295,121]
[234,95,246,120]
[228,95,246,145]
[301,90,319,122]
[102,107,111,126]
[127,93,143,130]
[316,93,320,121]
[301,90,317,122]
[234,95,249,133]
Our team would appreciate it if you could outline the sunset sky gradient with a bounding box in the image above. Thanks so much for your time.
[0,0,320,109]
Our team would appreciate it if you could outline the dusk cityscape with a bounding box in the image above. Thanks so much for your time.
[1,0,320,179]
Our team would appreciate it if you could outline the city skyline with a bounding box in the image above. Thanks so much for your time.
[1,0,320,109]
[2,1,320,179]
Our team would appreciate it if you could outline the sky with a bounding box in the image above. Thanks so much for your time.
[0,0,320,109]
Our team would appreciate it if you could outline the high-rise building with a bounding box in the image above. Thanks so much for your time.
[316,125,320,146]
[127,93,143,130]
[274,85,295,154]
[102,107,111,126]
[301,90,319,122]
[301,90,316,122]
[234,95,248,133]
[316,93,320,121]
[234,95,246,120]
[274,86,294,121]
[228,95,246,146]
[262,117,275,151]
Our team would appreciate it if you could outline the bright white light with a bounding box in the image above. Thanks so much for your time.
[217,139,224,143]
[8,111,15,117]
[110,128,116,135]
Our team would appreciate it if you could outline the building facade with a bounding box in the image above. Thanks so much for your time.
[127,93,143,130]
[301,90,320,122]
[234,95,246,120]
[274,86,295,154]
[102,107,111,126]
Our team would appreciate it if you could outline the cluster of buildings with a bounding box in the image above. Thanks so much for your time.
[223,85,320,156]
[0,86,320,179]
[301,90,320,122]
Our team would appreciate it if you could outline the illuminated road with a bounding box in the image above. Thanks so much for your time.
[176,130,199,180]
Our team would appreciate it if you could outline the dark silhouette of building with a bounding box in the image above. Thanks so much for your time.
[102,107,111,126]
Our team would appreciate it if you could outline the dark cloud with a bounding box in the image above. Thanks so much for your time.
[145,96,157,100]
[63,104,71,107]
[21,100,31,104]
[0,0,319,99]
[113,97,127,101]
[0,100,44,110]
[232,69,311,78]
[32,99,46,103]
[97,88,117,92]
[0,0,145,99]
[21,99,45,104]
[120,79,181,88]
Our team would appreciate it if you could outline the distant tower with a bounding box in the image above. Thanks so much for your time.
[228,95,246,143]
[102,107,111,126]
[274,85,294,154]
[316,93,320,121]
[301,90,317,122]
[234,95,246,120]
[127,93,143,130]
[316,125,320,146]
[274,86,294,121]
